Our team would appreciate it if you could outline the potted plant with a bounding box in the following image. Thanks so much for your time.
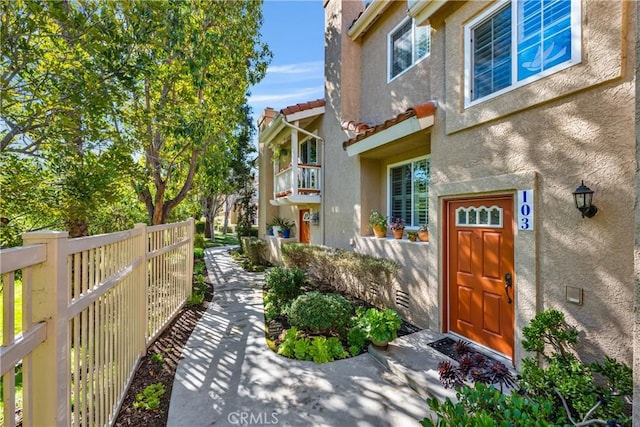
[390,217,405,239]
[407,231,418,242]
[278,218,294,238]
[418,224,429,242]
[369,210,388,238]
[270,216,285,236]
[359,308,402,348]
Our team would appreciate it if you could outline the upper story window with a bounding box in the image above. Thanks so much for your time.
[388,156,430,228]
[389,18,431,81]
[464,0,581,106]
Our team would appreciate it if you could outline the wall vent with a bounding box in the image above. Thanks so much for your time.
[396,289,410,309]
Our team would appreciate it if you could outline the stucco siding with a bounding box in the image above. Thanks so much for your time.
[359,1,433,125]
[426,0,636,365]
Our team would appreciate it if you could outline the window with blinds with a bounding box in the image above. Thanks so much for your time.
[467,0,579,105]
[389,157,430,227]
[389,18,431,80]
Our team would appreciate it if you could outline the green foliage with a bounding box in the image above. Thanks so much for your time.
[356,308,402,344]
[294,337,313,361]
[309,337,332,364]
[369,210,388,228]
[240,237,267,265]
[287,291,353,335]
[280,243,399,294]
[193,247,205,259]
[133,383,166,411]
[347,326,368,356]
[422,383,556,427]
[276,327,298,358]
[193,260,206,275]
[151,352,164,365]
[194,233,206,249]
[521,309,578,359]
[265,267,305,301]
[426,309,632,426]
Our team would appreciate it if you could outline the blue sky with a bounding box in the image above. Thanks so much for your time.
[248,0,325,123]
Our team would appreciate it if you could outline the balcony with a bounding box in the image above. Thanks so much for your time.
[270,163,321,206]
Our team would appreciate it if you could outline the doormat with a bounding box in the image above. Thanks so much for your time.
[427,336,504,366]
[426,337,460,360]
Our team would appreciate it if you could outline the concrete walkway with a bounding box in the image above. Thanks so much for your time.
[167,246,433,427]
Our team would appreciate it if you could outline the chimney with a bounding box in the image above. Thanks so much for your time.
[258,107,277,132]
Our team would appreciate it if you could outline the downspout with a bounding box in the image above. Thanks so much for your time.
[281,117,324,143]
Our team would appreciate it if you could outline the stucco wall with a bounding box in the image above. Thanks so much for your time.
[426,0,636,366]
[322,0,365,250]
[358,1,432,125]
[633,0,640,421]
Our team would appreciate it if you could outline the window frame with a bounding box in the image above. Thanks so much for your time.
[386,155,430,230]
[387,17,431,82]
[463,0,581,107]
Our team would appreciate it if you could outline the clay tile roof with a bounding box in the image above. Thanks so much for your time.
[280,99,325,116]
[341,120,371,134]
[342,101,437,150]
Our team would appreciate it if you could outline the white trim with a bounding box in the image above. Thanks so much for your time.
[455,205,504,228]
[463,0,582,108]
[345,114,434,157]
[347,0,393,40]
[386,155,431,228]
[388,18,431,82]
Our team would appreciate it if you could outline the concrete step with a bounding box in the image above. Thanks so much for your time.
[367,329,459,403]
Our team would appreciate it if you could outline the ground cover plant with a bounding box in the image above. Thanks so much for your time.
[422,309,632,426]
[262,266,407,363]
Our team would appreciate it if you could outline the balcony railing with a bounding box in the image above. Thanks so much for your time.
[274,163,321,199]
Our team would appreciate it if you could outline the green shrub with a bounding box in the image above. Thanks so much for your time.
[277,327,298,358]
[280,243,399,295]
[195,221,206,234]
[193,247,204,259]
[424,309,632,426]
[309,336,332,364]
[133,383,166,411]
[240,237,267,264]
[265,266,305,301]
[294,337,313,361]
[422,383,556,427]
[194,233,206,249]
[357,307,402,344]
[347,326,368,356]
[287,291,353,335]
[327,337,349,360]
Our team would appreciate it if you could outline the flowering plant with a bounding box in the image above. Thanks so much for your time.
[389,217,405,231]
[418,224,429,232]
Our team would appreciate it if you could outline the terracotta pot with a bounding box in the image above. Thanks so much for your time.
[418,230,429,242]
[408,234,417,242]
[392,229,404,239]
[371,340,389,348]
[373,225,387,238]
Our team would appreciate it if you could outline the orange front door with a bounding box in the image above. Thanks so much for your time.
[299,209,310,244]
[447,196,515,359]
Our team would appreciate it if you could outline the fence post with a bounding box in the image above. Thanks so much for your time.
[22,231,70,427]
[187,218,195,298]
[134,223,148,353]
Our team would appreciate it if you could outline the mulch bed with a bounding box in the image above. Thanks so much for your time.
[113,275,213,427]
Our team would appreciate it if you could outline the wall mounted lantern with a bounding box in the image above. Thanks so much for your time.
[572,180,598,218]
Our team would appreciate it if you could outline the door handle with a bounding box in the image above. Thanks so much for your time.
[504,273,513,304]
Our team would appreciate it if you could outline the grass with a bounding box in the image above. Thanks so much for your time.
[208,233,239,247]
[0,278,24,425]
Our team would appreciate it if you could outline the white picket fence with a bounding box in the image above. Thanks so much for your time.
[0,219,194,426]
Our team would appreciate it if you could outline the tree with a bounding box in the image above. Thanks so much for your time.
[1,0,141,236]
[128,0,270,225]
[197,104,257,238]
